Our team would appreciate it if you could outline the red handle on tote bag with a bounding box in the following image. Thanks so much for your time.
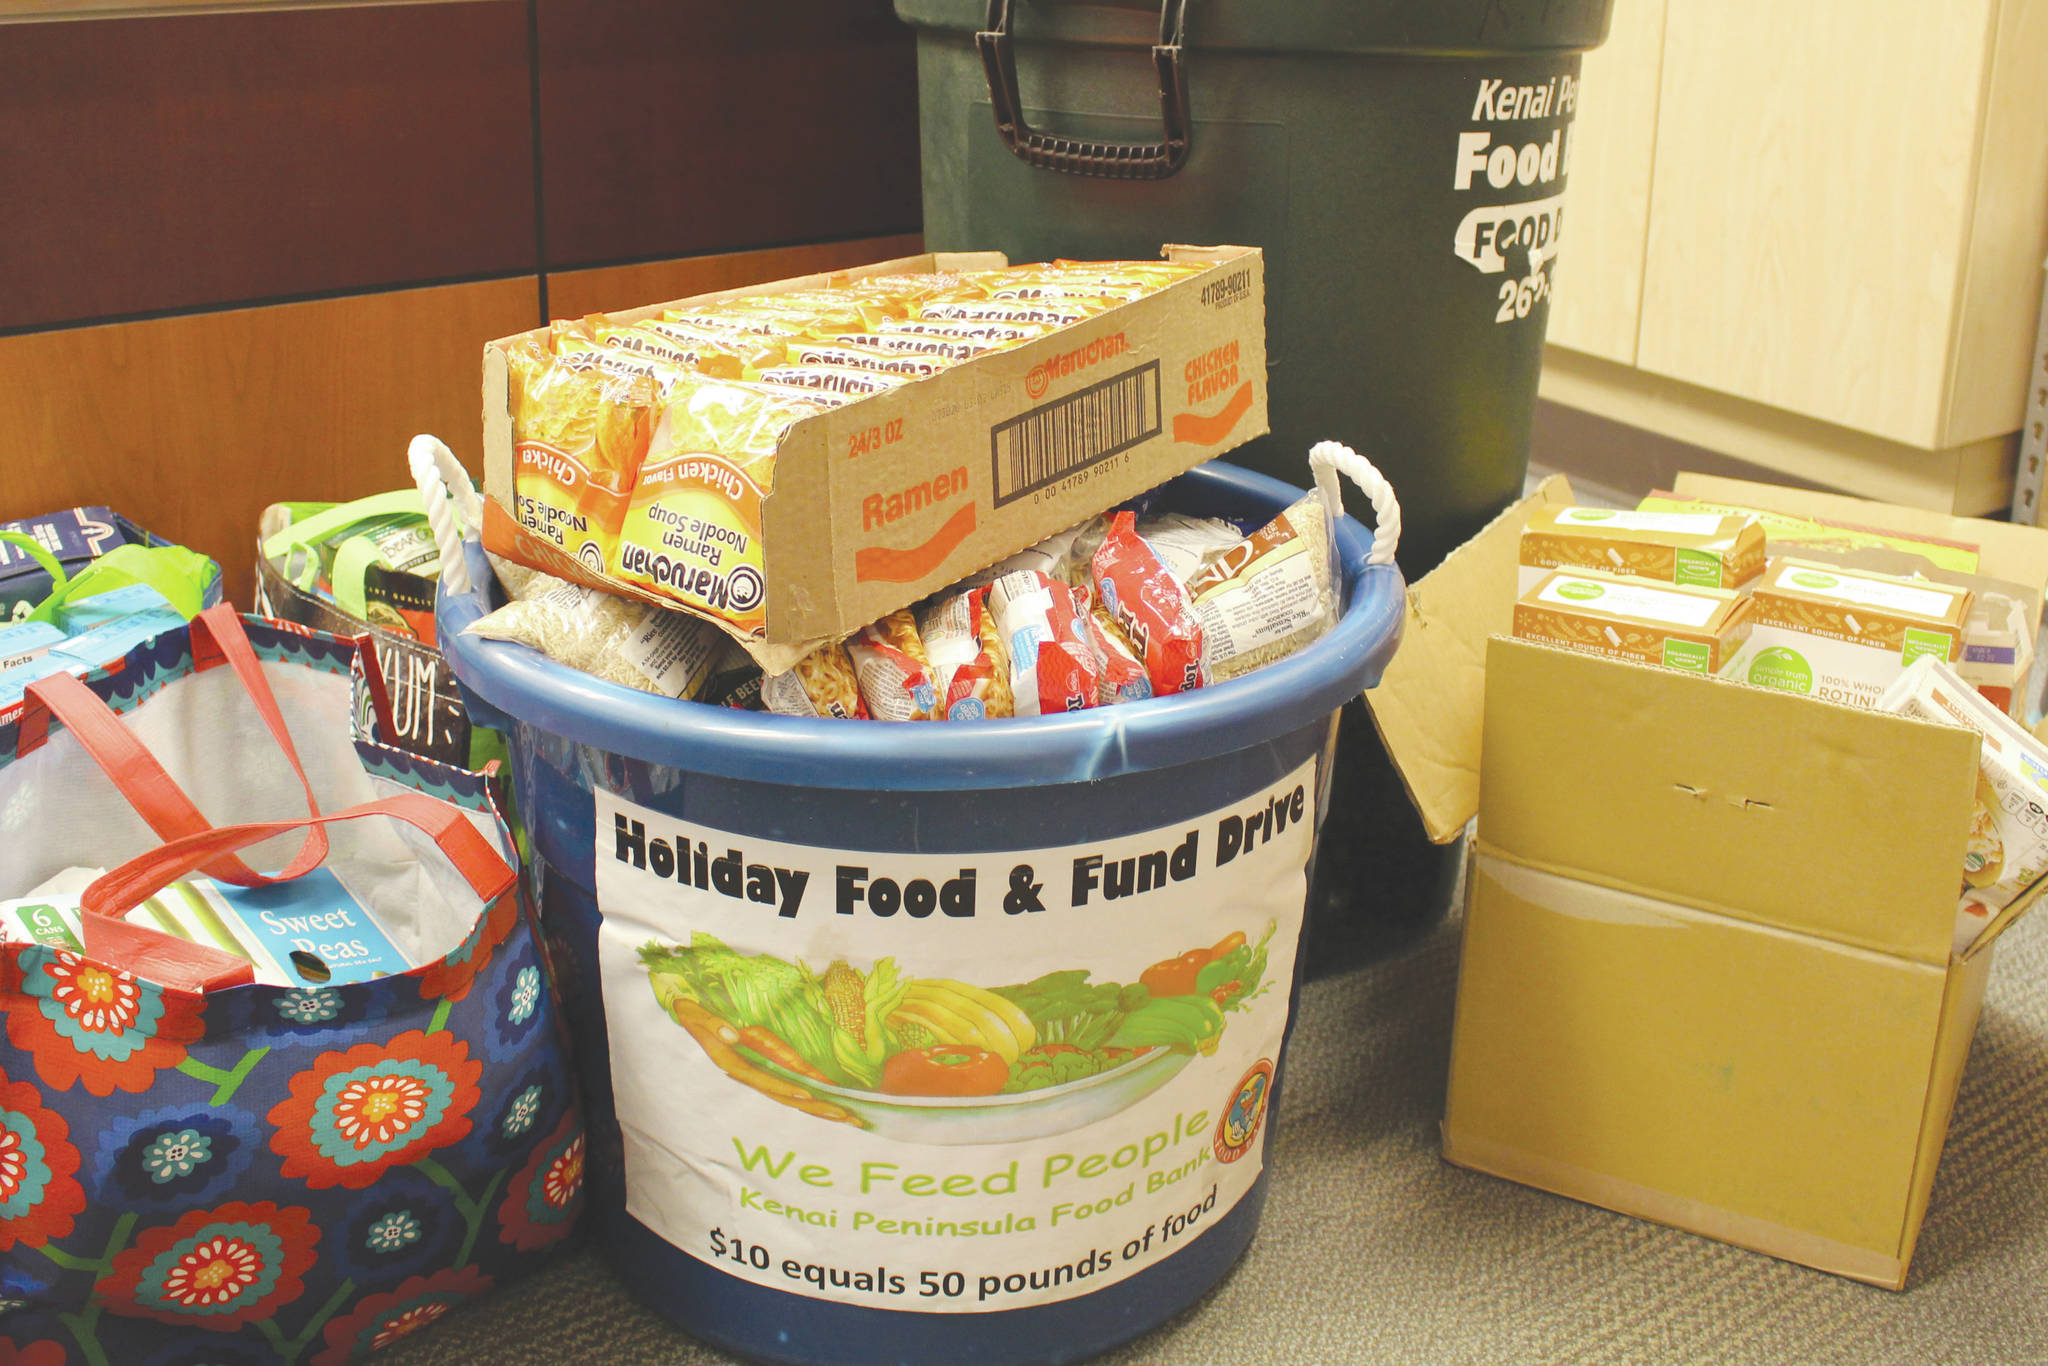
[71,791,513,994]
[18,604,331,885]
[83,791,515,923]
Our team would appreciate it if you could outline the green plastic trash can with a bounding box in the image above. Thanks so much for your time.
[897,0,1613,971]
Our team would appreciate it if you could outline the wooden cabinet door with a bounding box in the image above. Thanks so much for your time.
[1634,0,1996,448]
[1546,0,1668,365]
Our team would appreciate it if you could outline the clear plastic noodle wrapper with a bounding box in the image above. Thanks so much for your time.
[779,342,955,381]
[917,298,1110,329]
[984,278,1158,305]
[825,330,995,364]
[611,375,824,635]
[747,289,913,332]
[736,379,865,410]
[876,317,1056,348]
[618,319,787,381]
[833,271,988,308]
[760,641,869,720]
[1088,608,1152,706]
[753,364,909,401]
[543,328,696,395]
[504,338,661,574]
[845,609,943,721]
[1135,512,1246,582]
[1092,511,1206,695]
[986,570,1102,716]
[917,588,1014,720]
[1182,492,1338,684]
[963,515,1109,591]
[465,582,722,699]
[660,302,823,339]
[1049,259,1206,283]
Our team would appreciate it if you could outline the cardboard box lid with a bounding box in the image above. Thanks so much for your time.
[1476,637,1979,964]
[1672,473,2048,620]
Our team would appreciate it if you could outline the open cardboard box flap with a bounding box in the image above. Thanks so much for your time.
[1672,473,2048,619]
[1366,470,2048,959]
[1363,475,1574,844]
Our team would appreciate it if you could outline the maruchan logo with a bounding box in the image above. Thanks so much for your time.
[1200,267,1252,310]
[1026,332,1130,400]
[616,544,764,613]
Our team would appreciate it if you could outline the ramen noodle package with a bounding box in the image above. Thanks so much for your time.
[1092,511,1206,695]
[753,364,909,401]
[876,317,1056,348]
[825,330,995,364]
[603,319,784,381]
[845,609,943,721]
[505,339,661,575]
[986,570,1101,716]
[918,587,1014,720]
[612,376,824,635]
[467,581,722,699]
[779,342,954,381]
[1088,608,1153,706]
[760,641,869,720]
[917,298,1108,329]
[1182,493,1337,684]
[1880,655,2048,953]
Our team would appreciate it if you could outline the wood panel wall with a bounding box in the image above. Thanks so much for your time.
[0,1,537,330]
[1,0,923,608]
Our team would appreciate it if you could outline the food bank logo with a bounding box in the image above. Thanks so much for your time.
[1026,331,1129,400]
[1213,1059,1273,1164]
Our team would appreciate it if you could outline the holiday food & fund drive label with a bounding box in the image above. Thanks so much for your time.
[592,761,1314,1312]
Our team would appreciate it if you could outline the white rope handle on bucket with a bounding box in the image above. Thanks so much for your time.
[409,434,483,596]
[1309,441,1402,566]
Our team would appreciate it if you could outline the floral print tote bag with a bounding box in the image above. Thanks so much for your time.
[0,608,583,1364]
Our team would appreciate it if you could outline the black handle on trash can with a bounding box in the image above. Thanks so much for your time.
[976,0,1191,180]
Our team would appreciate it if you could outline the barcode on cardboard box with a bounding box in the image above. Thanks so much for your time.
[991,362,1162,507]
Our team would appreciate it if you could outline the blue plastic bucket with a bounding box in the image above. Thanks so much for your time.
[439,458,1403,1366]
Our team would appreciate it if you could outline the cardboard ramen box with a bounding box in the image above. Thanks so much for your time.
[481,245,1268,672]
[1366,472,2048,1289]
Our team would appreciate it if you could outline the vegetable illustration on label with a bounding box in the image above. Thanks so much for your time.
[638,922,1275,1142]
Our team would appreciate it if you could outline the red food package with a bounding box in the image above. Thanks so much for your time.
[1091,511,1205,694]
[918,588,1014,720]
[1088,609,1153,706]
[846,609,943,721]
[986,570,1101,716]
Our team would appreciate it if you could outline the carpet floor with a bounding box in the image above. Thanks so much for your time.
[384,875,2048,1366]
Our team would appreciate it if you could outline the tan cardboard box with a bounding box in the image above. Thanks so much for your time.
[480,245,1269,672]
[1365,472,2048,1289]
